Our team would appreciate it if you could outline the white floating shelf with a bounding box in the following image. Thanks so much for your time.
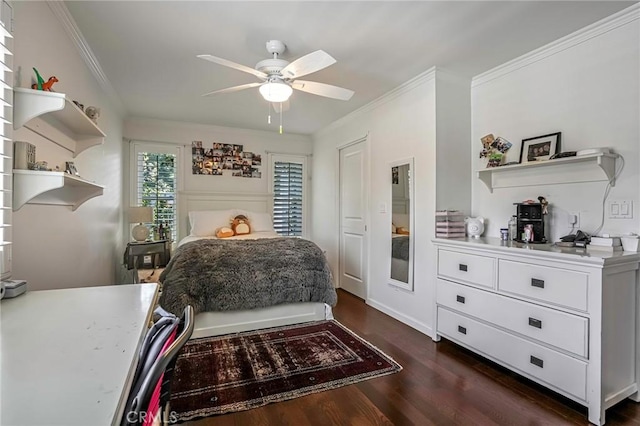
[13,88,105,157]
[13,170,104,211]
[477,152,619,193]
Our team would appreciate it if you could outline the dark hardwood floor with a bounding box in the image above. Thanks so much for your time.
[186,289,640,425]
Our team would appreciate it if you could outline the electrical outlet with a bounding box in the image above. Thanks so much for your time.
[569,212,580,228]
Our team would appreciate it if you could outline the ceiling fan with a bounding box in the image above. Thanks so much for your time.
[198,40,355,103]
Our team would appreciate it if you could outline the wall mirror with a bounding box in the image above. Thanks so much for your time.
[389,158,414,291]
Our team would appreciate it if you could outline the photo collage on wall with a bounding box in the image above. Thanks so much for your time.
[192,141,262,178]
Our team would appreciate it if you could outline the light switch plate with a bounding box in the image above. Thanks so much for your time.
[608,200,633,219]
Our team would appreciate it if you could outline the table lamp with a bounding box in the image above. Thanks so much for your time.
[129,206,153,241]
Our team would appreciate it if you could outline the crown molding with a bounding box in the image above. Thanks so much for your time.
[47,1,125,114]
[316,67,437,137]
[472,3,640,88]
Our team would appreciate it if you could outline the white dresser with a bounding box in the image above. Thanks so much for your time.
[432,237,640,425]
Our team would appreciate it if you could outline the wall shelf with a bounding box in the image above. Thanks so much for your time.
[13,88,105,157]
[477,152,619,192]
[13,170,104,211]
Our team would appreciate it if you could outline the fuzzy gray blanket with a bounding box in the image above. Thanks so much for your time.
[392,236,409,260]
[158,238,337,315]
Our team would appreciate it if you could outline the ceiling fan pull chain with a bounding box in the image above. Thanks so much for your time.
[267,102,271,124]
[279,102,283,134]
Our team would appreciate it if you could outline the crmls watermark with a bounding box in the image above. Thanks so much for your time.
[125,410,179,424]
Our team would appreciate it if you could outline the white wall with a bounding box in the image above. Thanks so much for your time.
[122,117,312,240]
[11,2,125,290]
[436,71,472,211]
[471,8,639,241]
[312,68,471,336]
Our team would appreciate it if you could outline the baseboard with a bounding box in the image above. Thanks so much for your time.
[366,298,433,338]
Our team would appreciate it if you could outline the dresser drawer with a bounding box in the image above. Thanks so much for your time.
[498,260,588,311]
[438,249,495,289]
[437,307,587,400]
[436,279,588,357]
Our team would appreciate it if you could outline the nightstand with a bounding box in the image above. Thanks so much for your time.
[124,240,171,270]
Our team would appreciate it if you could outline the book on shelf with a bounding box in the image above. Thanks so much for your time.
[589,236,621,246]
[435,210,465,224]
[435,210,464,219]
[436,232,466,238]
[586,244,623,252]
[436,222,465,229]
[435,210,464,216]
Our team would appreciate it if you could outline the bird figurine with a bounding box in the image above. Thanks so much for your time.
[32,67,44,90]
[31,67,58,91]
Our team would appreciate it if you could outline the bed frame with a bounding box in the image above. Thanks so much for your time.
[175,191,333,338]
[177,191,274,241]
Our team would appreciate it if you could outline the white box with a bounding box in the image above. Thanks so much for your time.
[621,236,639,252]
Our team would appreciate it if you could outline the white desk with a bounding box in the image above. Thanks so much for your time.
[0,283,158,426]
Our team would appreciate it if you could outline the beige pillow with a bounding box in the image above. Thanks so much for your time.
[189,210,235,236]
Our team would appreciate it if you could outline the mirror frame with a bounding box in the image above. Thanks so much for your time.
[388,157,414,291]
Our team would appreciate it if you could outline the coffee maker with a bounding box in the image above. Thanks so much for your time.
[514,203,546,243]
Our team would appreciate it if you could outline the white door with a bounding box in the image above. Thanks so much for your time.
[339,139,368,299]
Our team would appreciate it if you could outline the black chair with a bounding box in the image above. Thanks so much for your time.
[122,305,194,426]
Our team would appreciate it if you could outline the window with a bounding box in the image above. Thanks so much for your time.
[132,143,179,242]
[270,154,307,236]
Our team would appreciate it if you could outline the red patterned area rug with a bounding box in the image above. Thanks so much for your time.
[170,320,402,422]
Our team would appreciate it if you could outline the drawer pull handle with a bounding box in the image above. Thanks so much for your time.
[459,264,468,272]
[457,325,467,335]
[531,278,545,288]
[528,317,542,329]
[456,295,465,304]
[530,356,544,368]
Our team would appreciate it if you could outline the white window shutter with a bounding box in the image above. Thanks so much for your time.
[0,11,12,281]
[271,157,305,236]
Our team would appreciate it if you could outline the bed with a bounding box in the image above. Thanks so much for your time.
[158,192,336,339]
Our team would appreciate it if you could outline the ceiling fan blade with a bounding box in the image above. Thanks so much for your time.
[280,50,336,79]
[292,80,354,101]
[201,82,262,97]
[197,54,268,80]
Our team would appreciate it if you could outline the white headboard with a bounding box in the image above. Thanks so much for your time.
[177,191,273,241]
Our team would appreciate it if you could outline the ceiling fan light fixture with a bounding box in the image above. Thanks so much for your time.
[259,81,293,103]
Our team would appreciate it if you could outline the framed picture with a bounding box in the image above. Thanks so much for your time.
[519,132,561,164]
[65,161,78,175]
[391,166,399,184]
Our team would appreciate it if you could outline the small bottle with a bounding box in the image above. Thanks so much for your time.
[508,216,517,241]
[500,228,509,241]
[524,224,534,243]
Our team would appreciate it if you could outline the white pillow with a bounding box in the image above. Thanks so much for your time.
[236,210,274,233]
[189,209,235,236]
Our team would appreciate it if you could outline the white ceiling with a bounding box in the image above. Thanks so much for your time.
[65,1,635,135]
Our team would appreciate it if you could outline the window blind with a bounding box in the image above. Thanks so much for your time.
[0,7,12,281]
[272,160,304,236]
[136,152,177,241]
